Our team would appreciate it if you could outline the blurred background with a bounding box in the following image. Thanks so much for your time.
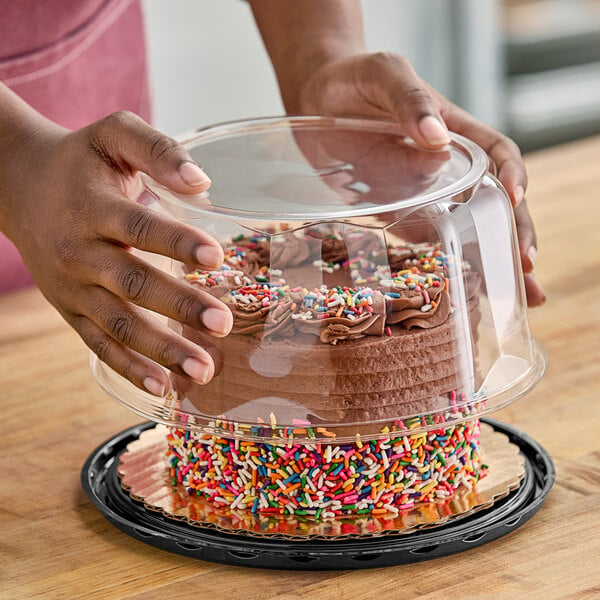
[142,0,600,152]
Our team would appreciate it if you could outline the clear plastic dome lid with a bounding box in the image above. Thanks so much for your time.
[91,116,546,441]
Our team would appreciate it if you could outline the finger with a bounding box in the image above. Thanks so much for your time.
[95,194,224,268]
[440,101,527,207]
[514,200,538,274]
[367,54,451,148]
[513,199,546,307]
[181,324,225,377]
[74,314,170,396]
[524,273,546,308]
[91,242,233,337]
[81,288,217,384]
[87,110,211,193]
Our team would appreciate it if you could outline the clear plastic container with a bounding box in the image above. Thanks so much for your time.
[91,116,546,442]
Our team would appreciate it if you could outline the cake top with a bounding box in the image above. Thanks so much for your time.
[185,229,478,344]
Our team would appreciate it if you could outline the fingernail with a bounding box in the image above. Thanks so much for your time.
[525,272,546,306]
[527,246,538,269]
[182,357,212,384]
[418,115,451,146]
[143,376,166,397]
[195,245,222,269]
[179,161,211,187]
[202,307,233,335]
[514,185,524,206]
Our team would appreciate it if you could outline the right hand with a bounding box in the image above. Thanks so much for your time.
[1,111,233,396]
[297,52,546,307]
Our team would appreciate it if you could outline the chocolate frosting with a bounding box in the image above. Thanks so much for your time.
[386,284,450,329]
[187,232,479,347]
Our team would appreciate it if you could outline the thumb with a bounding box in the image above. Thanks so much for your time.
[370,54,451,149]
[87,111,211,193]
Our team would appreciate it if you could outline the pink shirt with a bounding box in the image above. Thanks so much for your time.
[0,0,151,292]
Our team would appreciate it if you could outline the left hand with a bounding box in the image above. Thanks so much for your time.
[297,52,546,307]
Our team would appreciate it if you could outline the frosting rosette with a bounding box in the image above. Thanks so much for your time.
[186,234,467,345]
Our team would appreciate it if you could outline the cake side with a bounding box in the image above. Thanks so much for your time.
[165,418,488,520]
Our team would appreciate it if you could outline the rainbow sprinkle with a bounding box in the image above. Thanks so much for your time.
[166,420,486,519]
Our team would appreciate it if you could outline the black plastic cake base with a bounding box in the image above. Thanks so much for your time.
[81,418,554,570]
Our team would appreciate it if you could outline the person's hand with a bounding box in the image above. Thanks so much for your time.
[1,111,233,396]
[296,52,546,307]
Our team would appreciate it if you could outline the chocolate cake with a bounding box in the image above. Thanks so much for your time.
[174,227,481,434]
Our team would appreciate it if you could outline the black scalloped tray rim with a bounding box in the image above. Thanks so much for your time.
[81,417,555,570]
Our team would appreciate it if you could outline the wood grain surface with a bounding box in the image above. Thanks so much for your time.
[1,136,599,600]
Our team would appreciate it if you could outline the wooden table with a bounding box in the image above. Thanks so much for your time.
[1,136,599,600]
